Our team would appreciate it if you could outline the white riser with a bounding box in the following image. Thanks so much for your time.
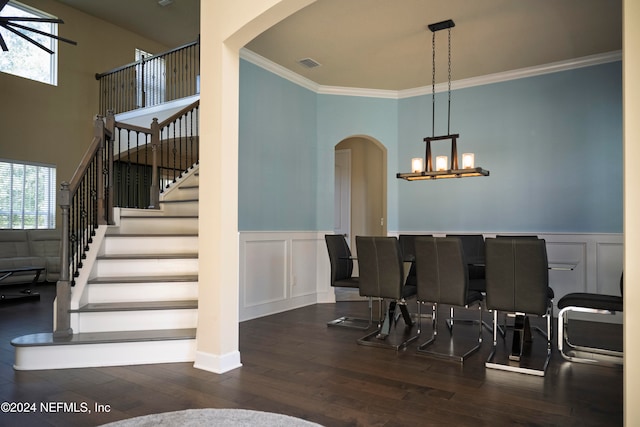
[14,339,196,370]
[87,281,199,303]
[95,258,198,277]
[118,207,167,217]
[117,217,198,234]
[159,200,198,215]
[77,309,198,333]
[163,187,199,201]
[103,235,198,255]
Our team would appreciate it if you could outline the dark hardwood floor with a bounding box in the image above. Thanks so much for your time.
[0,283,623,426]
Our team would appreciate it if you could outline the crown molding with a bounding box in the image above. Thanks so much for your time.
[240,48,622,100]
[239,48,320,93]
[398,50,622,99]
[316,85,399,99]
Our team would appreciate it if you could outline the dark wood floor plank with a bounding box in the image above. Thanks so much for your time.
[0,283,623,426]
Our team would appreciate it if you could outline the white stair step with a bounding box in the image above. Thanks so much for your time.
[162,186,199,201]
[103,234,198,255]
[117,207,167,217]
[94,255,198,277]
[87,276,198,303]
[72,300,198,333]
[159,199,198,215]
[116,215,198,234]
[12,329,197,370]
[75,309,197,332]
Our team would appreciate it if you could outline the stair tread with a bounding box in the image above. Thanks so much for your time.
[178,185,199,189]
[88,275,198,284]
[11,328,197,347]
[159,199,199,203]
[72,300,198,312]
[97,254,198,260]
[105,233,198,237]
[120,215,198,218]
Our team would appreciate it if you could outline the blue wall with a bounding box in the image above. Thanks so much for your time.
[239,60,318,230]
[397,62,622,232]
[316,94,399,231]
[239,59,622,233]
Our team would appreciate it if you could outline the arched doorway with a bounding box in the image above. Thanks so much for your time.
[334,136,387,300]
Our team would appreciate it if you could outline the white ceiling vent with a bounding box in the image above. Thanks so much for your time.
[297,58,321,69]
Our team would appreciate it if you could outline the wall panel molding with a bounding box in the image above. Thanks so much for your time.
[239,231,330,321]
[241,231,622,323]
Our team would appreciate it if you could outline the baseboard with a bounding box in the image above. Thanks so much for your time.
[193,349,242,374]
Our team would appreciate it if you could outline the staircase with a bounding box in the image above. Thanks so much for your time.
[12,168,200,370]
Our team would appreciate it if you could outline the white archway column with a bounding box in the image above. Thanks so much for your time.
[195,0,315,373]
[624,0,640,422]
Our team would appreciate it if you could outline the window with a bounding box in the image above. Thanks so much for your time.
[0,1,58,85]
[135,48,166,107]
[0,160,56,229]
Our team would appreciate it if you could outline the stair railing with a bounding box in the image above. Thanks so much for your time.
[54,100,200,337]
[96,38,200,116]
[55,116,114,338]
[111,99,199,209]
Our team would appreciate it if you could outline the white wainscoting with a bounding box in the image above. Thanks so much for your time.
[240,231,623,323]
[239,231,333,322]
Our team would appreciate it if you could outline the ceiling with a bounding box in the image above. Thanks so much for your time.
[55,0,622,91]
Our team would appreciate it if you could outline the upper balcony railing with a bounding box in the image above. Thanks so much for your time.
[96,38,200,116]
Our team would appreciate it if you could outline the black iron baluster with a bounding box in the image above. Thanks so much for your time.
[172,121,177,182]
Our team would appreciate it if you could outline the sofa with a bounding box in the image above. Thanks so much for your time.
[0,229,61,284]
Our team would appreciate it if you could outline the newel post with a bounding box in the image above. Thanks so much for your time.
[105,111,115,223]
[54,181,73,338]
[94,115,107,225]
[149,117,160,209]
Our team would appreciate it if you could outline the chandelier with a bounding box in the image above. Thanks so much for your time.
[397,19,489,181]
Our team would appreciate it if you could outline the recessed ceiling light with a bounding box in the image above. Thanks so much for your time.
[158,0,173,6]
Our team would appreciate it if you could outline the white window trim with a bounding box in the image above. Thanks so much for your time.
[0,0,58,85]
[0,158,57,230]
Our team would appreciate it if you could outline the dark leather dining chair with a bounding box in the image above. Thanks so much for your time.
[495,234,555,339]
[447,234,486,286]
[324,234,372,329]
[355,236,419,350]
[444,234,489,331]
[414,236,483,362]
[484,237,552,376]
[557,273,623,366]
[398,234,431,288]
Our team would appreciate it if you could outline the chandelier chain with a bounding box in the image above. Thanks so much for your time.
[447,27,452,135]
[431,30,436,137]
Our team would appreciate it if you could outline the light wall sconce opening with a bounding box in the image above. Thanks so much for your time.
[436,156,448,171]
[411,157,424,173]
[462,153,475,169]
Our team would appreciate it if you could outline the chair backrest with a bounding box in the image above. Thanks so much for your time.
[398,234,432,261]
[356,236,404,300]
[485,237,549,315]
[447,234,485,265]
[620,272,624,297]
[399,234,431,287]
[414,236,469,306]
[325,234,354,285]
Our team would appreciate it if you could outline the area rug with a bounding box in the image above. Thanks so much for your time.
[99,408,323,426]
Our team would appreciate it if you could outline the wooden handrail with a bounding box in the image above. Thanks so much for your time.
[158,99,200,128]
[95,38,199,80]
[112,121,153,135]
[55,115,113,338]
